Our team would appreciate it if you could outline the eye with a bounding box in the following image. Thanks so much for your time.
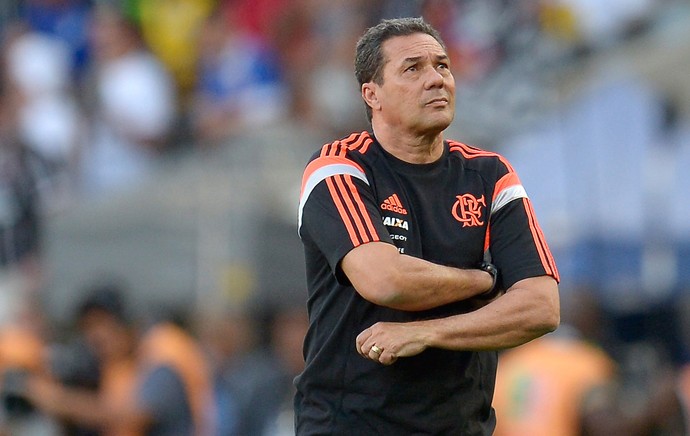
[437,62,449,70]
[405,65,417,72]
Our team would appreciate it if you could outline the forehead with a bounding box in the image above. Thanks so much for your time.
[381,33,447,65]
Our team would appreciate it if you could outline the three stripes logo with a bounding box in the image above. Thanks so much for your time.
[381,194,408,215]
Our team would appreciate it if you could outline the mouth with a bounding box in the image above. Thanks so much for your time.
[425,97,449,106]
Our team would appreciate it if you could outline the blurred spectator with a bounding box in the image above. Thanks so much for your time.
[0,321,57,435]
[3,24,84,212]
[422,0,503,82]
[676,358,690,433]
[132,0,215,96]
[24,283,216,435]
[494,289,686,435]
[664,106,690,296]
[261,304,308,436]
[307,0,369,136]
[198,309,257,436]
[585,340,686,436]
[268,0,320,125]
[190,3,287,147]
[228,0,289,42]
[20,0,93,78]
[0,74,45,326]
[539,0,656,52]
[212,303,307,436]
[79,4,177,196]
[137,313,216,436]
[493,290,616,436]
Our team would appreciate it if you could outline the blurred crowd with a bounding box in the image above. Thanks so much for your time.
[0,0,689,434]
[0,279,308,435]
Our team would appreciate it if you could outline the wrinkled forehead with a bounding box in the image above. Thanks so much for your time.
[381,33,448,66]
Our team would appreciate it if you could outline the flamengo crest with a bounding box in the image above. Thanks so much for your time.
[451,194,486,227]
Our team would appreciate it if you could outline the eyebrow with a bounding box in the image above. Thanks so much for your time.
[402,54,450,64]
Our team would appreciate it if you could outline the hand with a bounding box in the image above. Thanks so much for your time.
[25,374,63,413]
[356,321,429,365]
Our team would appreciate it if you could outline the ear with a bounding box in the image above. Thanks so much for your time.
[362,83,381,112]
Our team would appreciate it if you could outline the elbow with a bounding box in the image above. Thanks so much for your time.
[357,275,408,309]
[528,308,559,340]
[541,306,560,334]
[342,242,414,309]
[512,277,560,338]
[535,287,560,335]
[352,267,413,310]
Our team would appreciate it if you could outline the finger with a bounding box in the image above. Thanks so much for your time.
[359,342,371,358]
[367,344,383,361]
[356,330,372,356]
[379,352,398,366]
[355,329,369,348]
[358,339,371,357]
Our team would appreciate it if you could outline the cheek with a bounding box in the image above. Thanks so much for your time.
[389,89,419,114]
[446,80,456,99]
[377,85,421,122]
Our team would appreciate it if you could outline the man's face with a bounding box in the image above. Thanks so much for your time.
[80,310,132,361]
[366,33,456,135]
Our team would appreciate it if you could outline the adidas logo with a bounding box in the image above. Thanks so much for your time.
[381,194,408,215]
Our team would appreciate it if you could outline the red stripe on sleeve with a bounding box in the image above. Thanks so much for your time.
[325,177,361,246]
[343,175,380,243]
[333,175,372,244]
[522,198,560,281]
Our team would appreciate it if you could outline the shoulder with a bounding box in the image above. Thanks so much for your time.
[138,365,189,412]
[446,139,510,167]
[307,131,376,163]
[446,139,517,177]
[301,131,377,187]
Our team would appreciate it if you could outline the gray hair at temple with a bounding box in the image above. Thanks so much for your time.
[354,17,447,123]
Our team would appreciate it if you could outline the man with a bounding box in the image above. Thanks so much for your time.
[295,17,560,435]
[25,284,216,436]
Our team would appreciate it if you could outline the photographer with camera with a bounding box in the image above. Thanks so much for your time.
[22,283,215,436]
[0,321,60,436]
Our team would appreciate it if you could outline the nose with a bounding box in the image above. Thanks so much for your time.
[424,66,445,89]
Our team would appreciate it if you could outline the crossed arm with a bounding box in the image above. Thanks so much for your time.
[341,241,495,311]
[341,241,560,365]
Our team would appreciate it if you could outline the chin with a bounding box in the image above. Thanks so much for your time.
[424,116,454,133]
[407,110,454,135]
[431,108,454,123]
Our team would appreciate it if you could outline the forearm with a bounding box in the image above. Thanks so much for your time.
[27,378,109,428]
[384,255,493,311]
[424,278,559,350]
[356,276,559,365]
[342,242,493,311]
[27,377,150,432]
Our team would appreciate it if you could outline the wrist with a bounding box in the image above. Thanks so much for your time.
[476,262,500,300]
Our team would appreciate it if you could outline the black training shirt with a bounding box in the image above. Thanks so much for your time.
[296,131,559,435]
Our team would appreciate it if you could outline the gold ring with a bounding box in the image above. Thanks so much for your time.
[370,345,383,355]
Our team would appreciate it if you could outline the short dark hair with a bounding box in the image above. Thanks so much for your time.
[355,17,446,122]
[77,282,129,324]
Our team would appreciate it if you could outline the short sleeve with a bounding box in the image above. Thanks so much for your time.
[489,197,560,289]
[137,365,193,434]
[299,161,391,276]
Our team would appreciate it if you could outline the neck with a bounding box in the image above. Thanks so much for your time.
[372,122,445,164]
